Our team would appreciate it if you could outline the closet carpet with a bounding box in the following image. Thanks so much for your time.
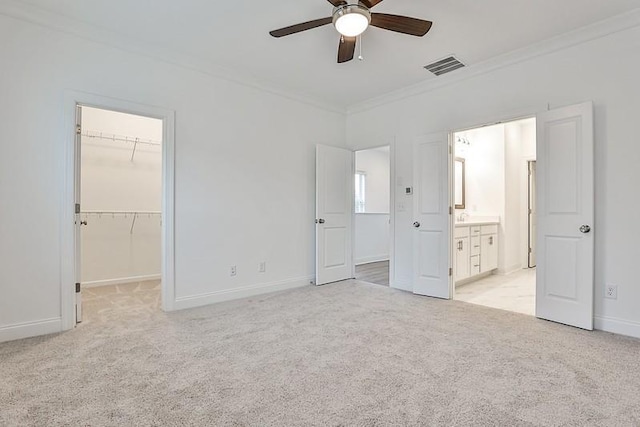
[2,280,640,426]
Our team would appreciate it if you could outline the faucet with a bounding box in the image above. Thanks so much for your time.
[457,212,469,222]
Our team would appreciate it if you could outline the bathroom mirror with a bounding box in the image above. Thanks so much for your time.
[455,157,465,209]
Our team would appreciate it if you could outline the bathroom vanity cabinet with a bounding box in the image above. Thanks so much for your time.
[454,222,498,283]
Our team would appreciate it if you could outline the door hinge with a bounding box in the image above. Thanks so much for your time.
[75,203,81,214]
[75,282,81,293]
[449,268,453,277]
[529,247,532,254]
[529,208,532,214]
[449,206,453,215]
[76,124,81,135]
[449,145,452,154]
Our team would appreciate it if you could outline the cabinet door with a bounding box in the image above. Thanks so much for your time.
[454,237,470,281]
[480,234,498,272]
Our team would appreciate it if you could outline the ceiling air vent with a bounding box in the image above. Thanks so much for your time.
[424,56,465,76]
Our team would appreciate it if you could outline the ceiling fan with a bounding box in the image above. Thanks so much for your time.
[269,0,433,63]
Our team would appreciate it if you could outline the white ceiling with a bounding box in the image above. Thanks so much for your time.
[16,0,640,108]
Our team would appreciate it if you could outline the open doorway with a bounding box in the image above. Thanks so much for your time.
[353,146,391,286]
[75,106,163,324]
[451,118,537,315]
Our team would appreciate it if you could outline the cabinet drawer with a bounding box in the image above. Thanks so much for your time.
[454,226,469,238]
[470,255,481,275]
[470,226,481,236]
[470,236,481,256]
[481,224,498,235]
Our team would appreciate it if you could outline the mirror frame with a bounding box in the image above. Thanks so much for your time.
[455,157,466,210]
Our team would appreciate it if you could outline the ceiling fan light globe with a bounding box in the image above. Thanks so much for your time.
[333,5,371,37]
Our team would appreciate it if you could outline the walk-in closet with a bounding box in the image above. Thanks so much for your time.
[78,106,163,320]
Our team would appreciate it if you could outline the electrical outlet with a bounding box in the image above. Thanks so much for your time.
[230,265,237,277]
[605,284,617,299]
[259,262,266,273]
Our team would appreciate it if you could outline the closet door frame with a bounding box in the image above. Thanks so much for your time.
[61,91,176,331]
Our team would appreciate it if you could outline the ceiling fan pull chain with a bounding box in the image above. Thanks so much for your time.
[358,34,364,61]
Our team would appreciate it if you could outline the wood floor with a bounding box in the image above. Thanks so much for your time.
[355,260,389,286]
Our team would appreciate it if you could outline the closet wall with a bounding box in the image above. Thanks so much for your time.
[80,107,162,286]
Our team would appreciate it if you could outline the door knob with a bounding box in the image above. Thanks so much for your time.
[579,225,591,233]
[413,221,420,228]
[317,218,325,224]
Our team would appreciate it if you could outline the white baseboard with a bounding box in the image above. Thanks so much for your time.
[0,317,62,343]
[594,315,640,339]
[496,264,524,276]
[355,256,390,266]
[172,276,312,311]
[83,274,161,288]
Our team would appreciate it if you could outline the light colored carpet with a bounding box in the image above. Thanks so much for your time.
[2,280,640,426]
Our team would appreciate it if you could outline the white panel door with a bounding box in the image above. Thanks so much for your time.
[316,145,353,285]
[413,133,451,298]
[536,102,594,330]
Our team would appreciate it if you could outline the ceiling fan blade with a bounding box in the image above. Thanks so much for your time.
[327,0,347,5]
[269,17,332,38]
[337,36,356,63]
[359,0,383,8]
[370,13,433,36]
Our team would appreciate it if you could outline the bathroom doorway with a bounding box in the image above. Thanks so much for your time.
[451,118,537,315]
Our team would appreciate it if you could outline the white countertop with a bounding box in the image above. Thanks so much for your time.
[455,216,500,227]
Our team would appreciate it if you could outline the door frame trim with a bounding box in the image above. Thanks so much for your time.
[61,91,176,331]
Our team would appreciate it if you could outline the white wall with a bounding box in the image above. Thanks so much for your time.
[347,23,640,337]
[353,146,390,265]
[354,214,390,265]
[0,14,345,341]
[503,122,524,274]
[355,146,390,213]
[456,125,505,217]
[81,107,162,285]
[518,119,537,268]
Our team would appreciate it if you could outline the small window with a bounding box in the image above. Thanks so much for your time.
[355,171,366,213]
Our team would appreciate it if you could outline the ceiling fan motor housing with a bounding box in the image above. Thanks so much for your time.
[332,4,372,37]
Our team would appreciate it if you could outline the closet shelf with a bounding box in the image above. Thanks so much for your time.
[81,130,161,161]
[81,210,161,215]
[80,211,161,234]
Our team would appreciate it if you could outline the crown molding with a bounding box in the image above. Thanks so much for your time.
[0,0,346,115]
[347,8,640,115]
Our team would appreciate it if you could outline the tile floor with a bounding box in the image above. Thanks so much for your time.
[454,268,536,316]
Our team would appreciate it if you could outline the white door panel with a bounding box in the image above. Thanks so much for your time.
[316,145,353,285]
[413,133,451,298]
[536,102,594,330]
